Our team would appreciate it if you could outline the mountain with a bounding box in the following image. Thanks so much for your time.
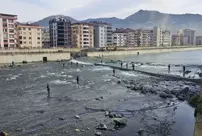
[34,10,202,35]
[34,15,78,27]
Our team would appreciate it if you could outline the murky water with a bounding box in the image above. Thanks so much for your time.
[0,50,201,136]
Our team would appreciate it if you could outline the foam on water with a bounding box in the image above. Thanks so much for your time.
[50,80,68,85]
[70,59,93,65]
[120,71,138,77]
[6,74,21,81]
[91,66,112,71]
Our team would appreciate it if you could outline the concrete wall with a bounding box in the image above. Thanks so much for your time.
[87,47,202,57]
[0,53,70,64]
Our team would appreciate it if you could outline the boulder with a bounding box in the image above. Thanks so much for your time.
[159,93,168,99]
[113,118,127,125]
[95,132,102,136]
[96,123,107,130]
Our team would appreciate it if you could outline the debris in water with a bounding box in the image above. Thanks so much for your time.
[75,115,80,119]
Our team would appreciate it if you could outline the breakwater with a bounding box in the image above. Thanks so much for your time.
[95,63,201,84]
[88,46,202,57]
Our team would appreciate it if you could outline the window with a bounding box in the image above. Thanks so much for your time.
[37,28,40,31]
[23,37,26,39]
[4,40,8,43]
[23,32,26,35]
[10,39,14,43]
[8,20,13,23]
[9,30,14,33]
[23,41,26,44]
[29,37,31,40]
[29,32,31,35]
[9,34,14,38]
[20,41,22,44]
[9,24,14,28]
[3,24,7,27]
[37,37,40,40]
[3,29,7,32]
[3,19,6,22]
[37,42,40,44]
[23,28,26,30]
[28,28,31,30]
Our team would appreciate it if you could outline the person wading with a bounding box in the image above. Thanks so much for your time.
[76,62,79,66]
[126,63,128,69]
[47,84,50,96]
[132,64,135,71]
[76,76,79,84]
[113,69,115,76]
[168,64,171,73]
[121,61,123,68]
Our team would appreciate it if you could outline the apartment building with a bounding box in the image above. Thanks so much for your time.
[112,32,127,46]
[42,27,50,48]
[71,22,94,48]
[16,23,42,48]
[196,36,202,45]
[152,27,171,46]
[135,29,153,46]
[182,29,196,45]
[172,35,181,46]
[92,21,112,48]
[0,13,17,48]
[49,17,71,48]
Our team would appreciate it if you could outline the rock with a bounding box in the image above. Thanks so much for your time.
[75,115,80,119]
[95,98,101,101]
[117,81,121,84]
[113,118,127,125]
[114,113,124,118]
[141,90,147,94]
[86,127,90,130]
[96,123,108,130]
[75,129,80,132]
[177,95,185,101]
[105,111,109,116]
[181,87,190,93]
[138,128,144,135]
[109,113,114,118]
[95,132,102,136]
[16,128,24,132]
[59,117,65,120]
[171,90,177,95]
[159,93,168,99]
[100,96,103,99]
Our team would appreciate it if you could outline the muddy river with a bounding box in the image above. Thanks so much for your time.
[0,50,201,136]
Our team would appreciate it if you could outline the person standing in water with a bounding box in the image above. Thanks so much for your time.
[168,64,171,73]
[132,64,135,71]
[47,84,50,96]
[76,76,79,84]
[76,62,79,66]
[113,69,115,76]
[126,63,128,69]
[121,61,123,68]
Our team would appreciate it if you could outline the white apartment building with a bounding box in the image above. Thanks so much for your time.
[0,13,17,48]
[153,27,171,46]
[112,32,127,46]
[93,22,112,48]
[172,35,181,46]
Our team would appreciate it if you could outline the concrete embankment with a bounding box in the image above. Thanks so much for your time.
[0,52,71,64]
[88,46,202,57]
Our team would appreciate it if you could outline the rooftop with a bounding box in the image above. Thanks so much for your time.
[0,13,17,17]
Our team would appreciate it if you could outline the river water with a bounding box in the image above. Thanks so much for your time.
[0,50,201,136]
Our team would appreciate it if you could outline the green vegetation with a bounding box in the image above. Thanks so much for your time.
[189,95,202,114]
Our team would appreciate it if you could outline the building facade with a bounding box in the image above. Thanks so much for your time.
[42,27,50,48]
[136,29,153,46]
[152,27,171,46]
[71,23,94,48]
[196,36,202,45]
[16,23,42,48]
[49,17,71,48]
[183,29,196,45]
[112,32,127,46]
[172,35,181,46]
[0,13,17,48]
[93,22,112,48]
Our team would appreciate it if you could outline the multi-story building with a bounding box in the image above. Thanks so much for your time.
[112,32,127,46]
[152,27,171,46]
[49,17,71,48]
[183,29,195,45]
[71,22,94,48]
[16,23,42,48]
[0,13,17,48]
[196,36,202,45]
[162,30,171,46]
[136,29,153,46]
[92,21,112,48]
[172,35,181,46]
[42,27,50,48]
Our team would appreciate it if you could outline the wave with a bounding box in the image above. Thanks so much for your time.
[70,59,93,65]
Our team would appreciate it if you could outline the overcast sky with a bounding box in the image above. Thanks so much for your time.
[1,0,202,21]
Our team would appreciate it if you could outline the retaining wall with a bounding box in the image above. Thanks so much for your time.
[0,53,71,64]
[87,47,202,57]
